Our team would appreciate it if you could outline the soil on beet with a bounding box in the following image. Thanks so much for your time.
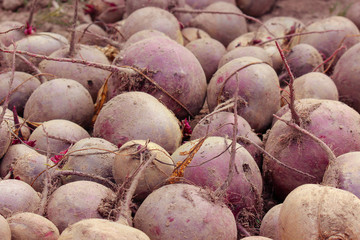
[0,0,356,238]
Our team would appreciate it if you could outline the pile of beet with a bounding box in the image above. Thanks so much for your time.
[1,0,360,239]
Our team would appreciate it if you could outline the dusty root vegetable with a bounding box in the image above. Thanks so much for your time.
[39,44,111,101]
[28,119,90,157]
[258,16,305,40]
[93,91,182,154]
[279,184,360,239]
[0,21,25,47]
[236,0,276,17]
[46,180,116,232]
[125,0,185,15]
[263,99,360,200]
[282,43,324,79]
[171,136,263,214]
[0,179,40,217]
[189,2,247,47]
[298,16,360,65]
[108,37,207,120]
[185,0,235,9]
[322,152,360,198]
[191,111,263,167]
[134,183,238,240]
[207,56,280,132]
[218,46,273,68]
[7,212,60,240]
[259,204,282,240]
[0,214,11,240]
[62,137,117,183]
[281,72,339,105]
[0,71,41,116]
[11,147,51,192]
[332,42,360,113]
[113,140,174,200]
[0,119,11,159]
[10,32,68,73]
[74,24,108,47]
[121,7,183,44]
[185,38,226,81]
[181,27,210,45]
[345,2,360,29]
[226,31,270,51]
[122,29,168,50]
[23,78,94,128]
[0,144,34,178]
[58,218,150,240]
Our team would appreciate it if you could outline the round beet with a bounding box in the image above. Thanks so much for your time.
[0,71,41,116]
[23,78,94,128]
[134,183,238,240]
[279,184,360,239]
[93,91,182,154]
[298,16,360,66]
[263,99,360,200]
[185,38,226,82]
[191,111,263,167]
[332,42,360,113]
[0,179,41,217]
[10,32,68,73]
[46,181,116,232]
[122,7,183,44]
[39,44,111,101]
[62,137,117,183]
[58,218,150,240]
[322,151,360,198]
[218,46,273,69]
[171,136,263,214]
[113,140,174,200]
[207,56,280,132]
[0,215,11,240]
[28,119,90,157]
[7,212,59,240]
[108,36,207,120]
[189,2,247,46]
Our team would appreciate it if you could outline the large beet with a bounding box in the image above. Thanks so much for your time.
[332,42,360,113]
[46,181,116,232]
[134,183,238,240]
[39,44,111,101]
[191,111,263,167]
[298,16,360,66]
[322,151,360,199]
[108,36,207,120]
[93,91,182,154]
[207,56,280,132]
[189,2,247,46]
[263,99,360,200]
[0,179,41,217]
[23,78,94,128]
[171,136,262,214]
[279,184,360,239]
[121,7,183,44]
